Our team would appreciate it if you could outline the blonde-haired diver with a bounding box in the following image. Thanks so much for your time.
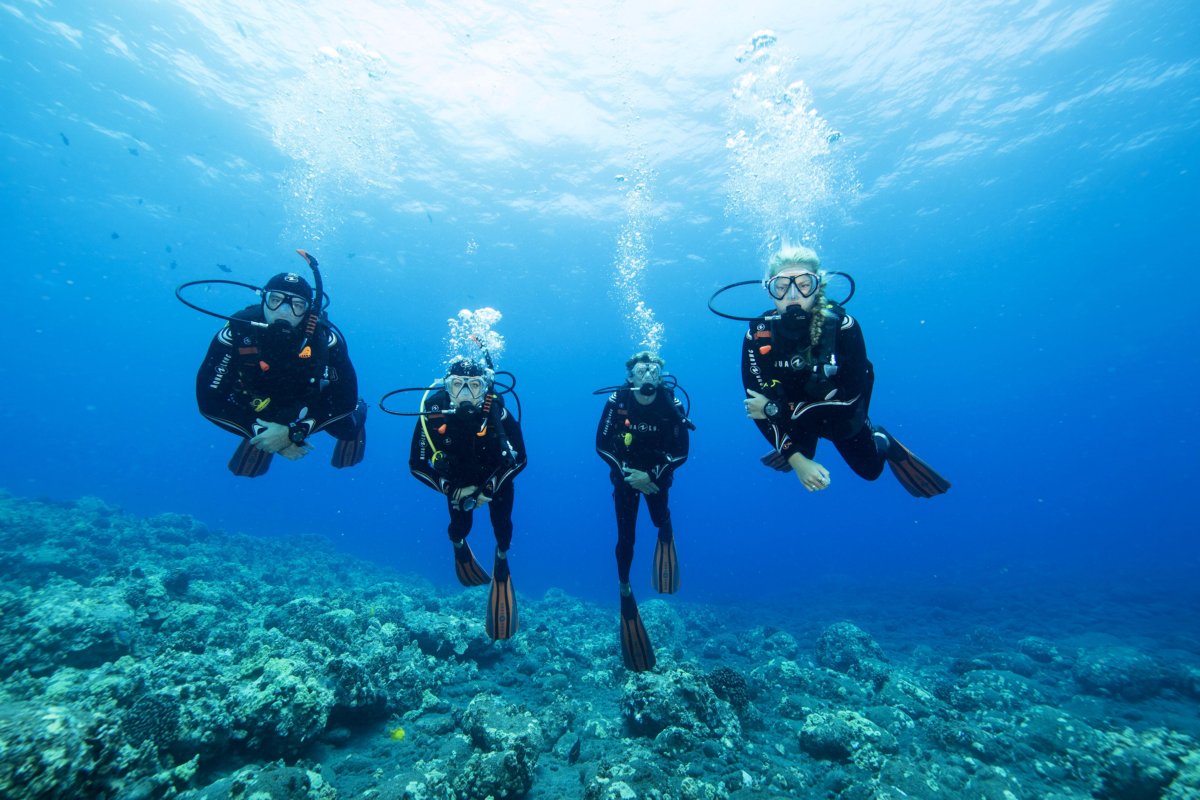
[721,245,950,497]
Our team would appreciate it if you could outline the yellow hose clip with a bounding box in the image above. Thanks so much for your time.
[252,397,271,412]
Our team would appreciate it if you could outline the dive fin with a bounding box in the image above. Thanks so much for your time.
[760,451,790,472]
[486,555,518,640]
[228,439,272,478]
[331,403,368,468]
[877,427,951,498]
[652,535,680,594]
[619,592,656,672]
[453,541,491,586]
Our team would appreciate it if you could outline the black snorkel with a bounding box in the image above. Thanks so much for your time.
[293,249,325,356]
[707,272,857,321]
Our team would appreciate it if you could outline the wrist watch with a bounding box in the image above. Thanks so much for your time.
[764,401,780,420]
[288,422,308,444]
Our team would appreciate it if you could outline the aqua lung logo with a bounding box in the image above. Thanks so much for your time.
[631,422,658,432]
[210,353,232,389]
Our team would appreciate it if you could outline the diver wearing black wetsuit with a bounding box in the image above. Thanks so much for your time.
[409,357,526,641]
[408,376,526,552]
[741,303,885,480]
[735,247,949,497]
[195,272,366,475]
[595,361,690,587]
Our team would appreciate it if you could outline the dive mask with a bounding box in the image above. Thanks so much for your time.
[447,375,487,408]
[629,362,662,396]
[765,272,820,301]
[264,290,310,316]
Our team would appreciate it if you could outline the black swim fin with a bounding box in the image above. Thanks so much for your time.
[652,534,680,594]
[453,541,491,586]
[760,450,791,472]
[331,402,368,468]
[486,553,518,640]
[619,591,656,672]
[228,439,272,478]
[875,427,951,498]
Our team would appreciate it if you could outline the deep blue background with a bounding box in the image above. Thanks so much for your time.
[2,0,1196,613]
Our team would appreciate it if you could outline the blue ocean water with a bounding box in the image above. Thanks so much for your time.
[3,0,1197,622]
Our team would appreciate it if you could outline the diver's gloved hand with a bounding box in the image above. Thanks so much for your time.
[788,452,831,492]
[251,420,292,454]
[278,442,313,461]
[623,467,659,495]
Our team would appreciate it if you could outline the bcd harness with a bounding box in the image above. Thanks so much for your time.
[229,313,331,417]
[750,303,846,403]
[614,386,687,461]
[420,390,515,477]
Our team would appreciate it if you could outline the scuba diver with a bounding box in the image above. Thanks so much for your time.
[403,354,527,640]
[595,351,693,672]
[711,244,949,497]
[186,251,367,478]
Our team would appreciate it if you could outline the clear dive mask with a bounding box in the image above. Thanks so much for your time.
[629,362,662,395]
[447,375,487,408]
[264,290,310,315]
[765,272,820,301]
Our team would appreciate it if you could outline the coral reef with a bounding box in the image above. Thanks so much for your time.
[1,491,1198,799]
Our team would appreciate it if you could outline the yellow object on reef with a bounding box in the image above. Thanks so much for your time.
[388,727,406,741]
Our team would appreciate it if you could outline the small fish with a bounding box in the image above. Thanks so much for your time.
[169,260,177,269]
[60,132,70,146]
[426,211,433,224]
[567,738,581,765]
[110,232,120,240]
[217,263,231,273]
[165,245,173,253]
[128,147,139,156]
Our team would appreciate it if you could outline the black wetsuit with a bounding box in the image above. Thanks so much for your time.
[595,387,690,584]
[409,391,527,551]
[741,308,885,480]
[196,305,363,441]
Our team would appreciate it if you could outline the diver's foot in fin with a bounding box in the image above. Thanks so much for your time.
[453,540,491,586]
[619,591,656,672]
[874,426,951,498]
[652,534,680,594]
[331,402,368,468]
[228,439,273,477]
[760,450,791,472]
[486,552,518,640]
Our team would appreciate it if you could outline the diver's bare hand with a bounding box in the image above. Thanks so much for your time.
[278,442,313,461]
[251,420,292,454]
[744,389,769,420]
[788,453,831,492]
[623,467,659,494]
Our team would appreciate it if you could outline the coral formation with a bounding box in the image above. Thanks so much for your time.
[1,492,1198,799]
